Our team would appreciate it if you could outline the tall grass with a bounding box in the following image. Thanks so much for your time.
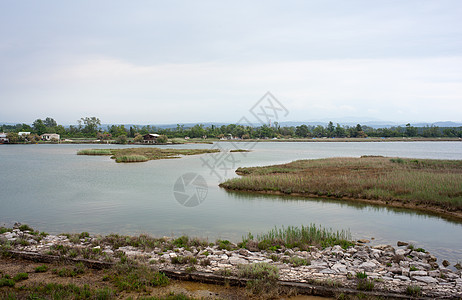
[77,149,112,155]
[221,157,462,210]
[242,224,354,250]
[115,155,148,163]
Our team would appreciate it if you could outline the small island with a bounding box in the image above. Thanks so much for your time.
[77,148,220,163]
[220,156,462,220]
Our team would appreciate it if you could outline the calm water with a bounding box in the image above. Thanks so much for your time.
[1,141,461,263]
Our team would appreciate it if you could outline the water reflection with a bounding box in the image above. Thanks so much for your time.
[224,189,462,225]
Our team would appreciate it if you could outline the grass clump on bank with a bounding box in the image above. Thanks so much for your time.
[240,225,354,251]
[220,156,462,213]
[237,263,280,296]
[77,147,220,163]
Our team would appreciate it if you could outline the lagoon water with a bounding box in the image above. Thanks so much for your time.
[1,141,462,263]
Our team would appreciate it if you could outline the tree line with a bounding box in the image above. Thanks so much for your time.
[1,117,462,141]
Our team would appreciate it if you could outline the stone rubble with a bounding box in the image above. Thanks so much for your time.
[1,229,461,298]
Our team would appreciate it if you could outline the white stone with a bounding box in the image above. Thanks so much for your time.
[414,276,438,284]
[395,275,410,281]
[359,261,376,271]
[410,270,428,277]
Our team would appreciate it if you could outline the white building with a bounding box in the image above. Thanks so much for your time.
[41,133,60,141]
[0,133,8,143]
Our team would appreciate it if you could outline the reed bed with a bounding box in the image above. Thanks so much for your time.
[242,224,354,250]
[221,157,462,211]
[115,155,149,163]
[77,149,112,155]
[77,147,219,163]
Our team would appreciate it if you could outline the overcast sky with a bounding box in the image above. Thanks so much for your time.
[1,0,461,125]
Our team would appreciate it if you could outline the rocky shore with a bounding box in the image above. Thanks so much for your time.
[1,227,462,299]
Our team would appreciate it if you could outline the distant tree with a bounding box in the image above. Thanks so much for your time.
[116,135,127,144]
[405,123,418,137]
[133,134,144,143]
[44,117,57,128]
[79,117,101,137]
[33,119,47,135]
[6,132,19,143]
[335,123,346,137]
[295,125,309,137]
[327,121,335,137]
[156,135,168,144]
[313,125,325,137]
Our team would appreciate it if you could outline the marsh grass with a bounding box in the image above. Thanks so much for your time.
[115,155,149,163]
[77,149,112,155]
[221,157,462,211]
[77,147,219,163]
[242,225,353,250]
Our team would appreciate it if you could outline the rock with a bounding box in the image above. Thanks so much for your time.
[373,244,394,252]
[454,263,462,270]
[442,260,450,267]
[414,276,438,284]
[359,261,376,271]
[357,239,370,244]
[353,251,370,260]
[395,275,411,281]
[428,270,440,277]
[390,267,401,274]
[219,254,229,260]
[332,263,347,273]
[395,249,406,256]
[319,268,336,274]
[397,241,408,247]
[228,256,247,265]
[410,270,428,277]
[238,249,251,257]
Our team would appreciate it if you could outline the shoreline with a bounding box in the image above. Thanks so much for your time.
[1,137,461,146]
[1,226,462,299]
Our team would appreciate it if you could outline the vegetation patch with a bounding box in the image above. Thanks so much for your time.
[220,157,462,214]
[110,261,169,292]
[237,263,280,296]
[241,224,353,250]
[77,147,220,163]
[77,149,113,155]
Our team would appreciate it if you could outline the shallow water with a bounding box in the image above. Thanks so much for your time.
[0,141,461,263]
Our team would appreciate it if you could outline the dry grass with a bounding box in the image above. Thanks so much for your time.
[221,156,462,211]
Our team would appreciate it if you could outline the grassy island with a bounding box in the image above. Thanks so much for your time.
[77,148,220,163]
[220,156,462,218]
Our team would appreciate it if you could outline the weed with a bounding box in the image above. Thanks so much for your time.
[356,271,368,279]
[288,256,310,267]
[171,256,197,265]
[406,285,422,297]
[0,275,15,287]
[35,265,48,273]
[410,265,418,271]
[216,239,233,250]
[214,268,232,277]
[12,273,28,282]
[357,279,374,291]
[110,263,169,292]
[18,224,34,232]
